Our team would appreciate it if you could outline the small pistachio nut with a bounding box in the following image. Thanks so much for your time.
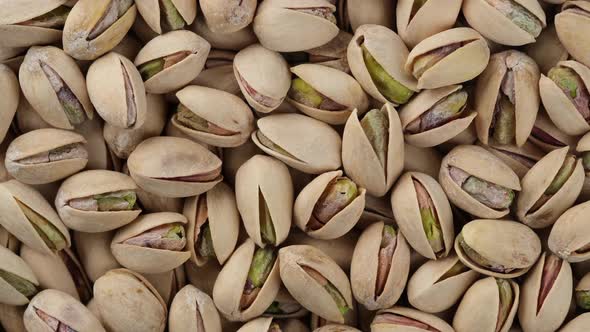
[0,64,18,142]
[0,180,70,254]
[371,306,454,332]
[87,52,147,130]
[0,245,38,306]
[253,113,342,174]
[74,231,121,282]
[169,284,222,332]
[94,269,167,332]
[404,143,443,179]
[264,287,309,319]
[559,312,590,332]
[18,46,94,130]
[576,272,590,310]
[439,145,521,219]
[540,60,590,136]
[279,245,355,324]
[183,182,240,266]
[127,136,223,198]
[524,24,569,74]
[136,0,196,34]
[405,27,490,90]
[350,221,411,311]
[294,171,366,240]
[342,104,404,197]
[453,277,519,332]
[233,44,291,113]
[213,239,281,322]
[516,147,584,228]
[238,317,310,332]
[576,132,590,201]
[396,0,462,48]
[401,85,476,147]
[306,30,352,73]
[529,111,578,152]
[111,212,191,274]
[479,140,545,179]
[172,85,255,147]
[200,0,257,33]
[455,219,542,278]
[555,1,590,69]
[347,24,418,105]
[391,172,454,260]
[339,0,394,32]
[190,15,258,52]
[62,0,137,60]
[314,325,361,332]
[475,50,540,147]
[518,252,572,332]
[548,201,590,262]
[253,0,339,52]
[235,155,293,248]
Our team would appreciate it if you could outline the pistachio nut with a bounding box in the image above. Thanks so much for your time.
[183,182,240,266]
[371,306,454,332]
[94,268,167,332]
[555,1,590,69]
[314,325,361,332]
[480,140,545,179]
[169,284,221,332]
[74,231,121,282]
[439,145,521,219]
[455,219,542,278]
[200,0,257,33]
[0,179,70,254]
[350,221,411,310]
[396,0,462,48]
[190,15,258,51]
[253,113,342,174]
[0,245,38,306]
[524,24,569,74]
[238,317,310,332]
[264,287,309,319]
[453,277,519,332]
[0,64,18,142]
[253,0,339,52]
[529,111,578,152]
[391,172,454,260]
[339,0,394,32]
[127,136,223,198]
[548,201,590,262]
[342,104,404,197]
[575,272,590,310]
[404,143,443,179]
[135,0,196,35]
[305,30,352,73]
[213,239,281,322]
[405,27,490,90]
[347,24,418,105]
[559,312,590,332]
[516,147,584,228]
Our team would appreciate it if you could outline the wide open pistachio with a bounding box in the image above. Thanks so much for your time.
[127,136,223,198]
[350,221,410,310]
[183,182,239,266]
[0,64,18,142]
[576,272,590,310]
[391,172,454,260]
[74,231,120,282]
[548,201,590,262]
[200,0,256,33]
[456,219,541,278]
[371,306,454,332]
[342,104,404,197]
[540,60,590,136]
[516,147,584,229]
[62,0,137,60]
[87,52,147,130]
[0,245,38,306]
[529,111,578,152]
[136,0,196,34]
[555,1,590,69]
[264,287,309,319]
[396,0,462,48]
[480,140,544,179]
[0,180,70,254]
[111,212,191,274]
[169,284,221,332]
[213,239,281,322]
[172,85,254,147]
[453,277,519,332]
[347,24,418,105]
[294,171,366,240]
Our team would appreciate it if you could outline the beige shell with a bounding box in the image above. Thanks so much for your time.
[516,147,584,228]
[192,63,240,95]
[94,269,167,332]
[212,238,281,322]
[524,24,569,74]
[237,317,274,332]
[87,52,147,130]
[540,60,590,136]
[74,231,120,282]
[127,136,223,198]
[439,145,521,219]
[455,219,542,278]
[190,16,257,51]
[0,65,18,141]
[559,313,590,332]
[263,286,309,319]
[406,27,490,90]
[0,180,71,254]
[479,140,545,179]
[221,139,262,186]
[529,111,578,152]
[391,172,454,259]
[0,245,38,306]
[111,212,191,274]
[371,306,454,332]
[548,201,590,262]
[342,104,404,197]
[306,30,352,73]
[404,143,442,179]
[350,221,410,311]
[24,289,105,332]
[341,0,394,32]
[294,170,366,240]
[200,0,257,33]
[315,325,361,332]
[556,1,590,68]
[253,0,339,52]
[253,113,342,174]
[135,0,196,34]
[74,117,118,172]
[396,0,462,48]
[169,284,222,332]
[452,277,519,332]
[144,267,186,306]
[347,24,418,104]
[63,0,137,60]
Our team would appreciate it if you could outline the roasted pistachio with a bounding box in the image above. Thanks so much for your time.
[264,287,309,319]
[0,245,38,305]
[169,284,222,332]
[135,0,197,35]
[555,1,590,69]
[396,0,462,48]
[200,0,257,33]
[524,24,569,74]
[548,201,590,262]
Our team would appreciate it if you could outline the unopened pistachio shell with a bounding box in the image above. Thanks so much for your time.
[74,231,120,282]
[0,64,18,141]
[200,0,257,33]
[548,201,590,262]
[396,0,462,48]
[371,306,454,332]
[169,284,222,332]
[555,1,590,68]
[135,0,197,35]
[0,245,38,306]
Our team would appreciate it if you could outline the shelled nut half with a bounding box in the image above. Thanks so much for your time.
[371,306,454,332]
[396,0,462,48]
[135,0,197,35]
[169,284,222,332]
[548,201,590,262]
[555,1,590,69]
[0,245,38,306]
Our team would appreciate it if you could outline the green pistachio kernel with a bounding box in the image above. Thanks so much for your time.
[361,108,389,168]
[546,155,577,195]
[197,223,215,258]
[15,200,67,251]
[160,0,186,31]
[362,45,414,104]
[497,278,514,331]
[0,269,37,298]
[248,247,276,288]
[493,96,516,145]
[94,191,136,211]
[576,290,590,310]
[582,151,590,172]
[311,177,359,226]
[548,67,581,99]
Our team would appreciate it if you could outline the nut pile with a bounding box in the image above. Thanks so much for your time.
[2,0,590,331]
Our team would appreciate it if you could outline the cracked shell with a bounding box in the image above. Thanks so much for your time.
[0,64,18,142]
[396,0,462,48]
[200,0,257,33]
[0,245,38,306]
[169,284,222,332]
[371,306,454,332]
[135,0,197,35]
[555,1,590,68]
[548,201,590,262]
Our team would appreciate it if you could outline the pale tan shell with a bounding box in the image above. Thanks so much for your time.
[135,0,197,34]
[529,111,578,152]
[556,1,590,68]
[350,221,410,311]
[452,277,519,332]
[560,313,590,332]
[169,284,222,332]
[253,113,342,174]
[347,24,418,104]
[0,65,18,141]
[343,0,394,32]
[200,0,257,33]
[516,147,584,228]
[396,0,462,48]
[524,24,569,74]
[315,325,361,332]
[144,267,186,305]
[439,145,521,219]
[74,231,120,282]
[404,143,442,179]
[371,306,454,332]
[111,212,191,274]
[237,317,274,332]
[480,140,545,179]
[212,238,281,322]
[73,117,118,172]
[190,16,257,51]
[222,139,262,186]
[455,219,542,278]
[406,27,490,90]
[0,245,38,306]
[548,201,590,262]
[342,104,404,197]
[263,287,309,319]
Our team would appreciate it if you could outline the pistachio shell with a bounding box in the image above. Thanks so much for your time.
[524,24,569,74]
[222,139,262,186]
[169,284,221,332]
[236,317,273,332]
[396,0,462,48]
[135,0,196,34]
[0,65,18,141]
[0,225,20,253]
[404,143,442,179]
[200,0,257,33]
[0,245,38,306]
[560,312,590,332]
[548,201,590,262]
[529,111,578,152]
[76,117,118,172]
[263,286,309,319]
[190,16,257,51]
[144,267,185,306]
[358,194,395,228]
[555,1,590,68]
[371,306,454,332]
[74,231,120,282]
[480,140,545,179]
[341,0,394,32]
[315,325,361,332]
